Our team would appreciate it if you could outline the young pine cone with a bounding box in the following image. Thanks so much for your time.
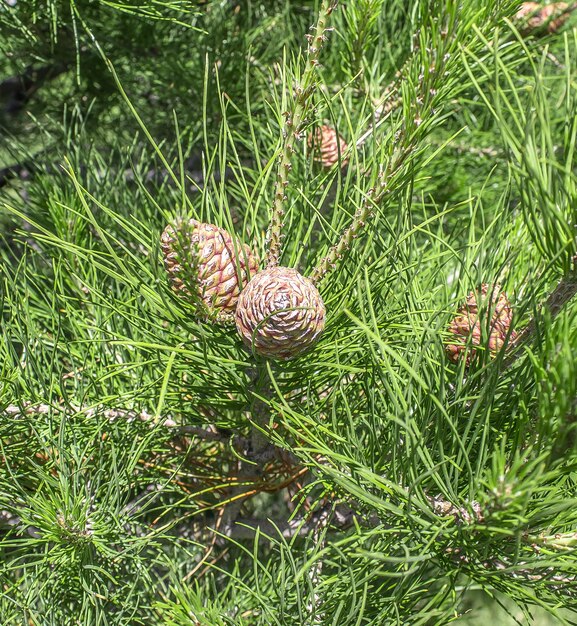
[235,267,326,360]
[308,125,349,168]
[161,218,258,316]
[515,2,576,34]
[446,284,517,364]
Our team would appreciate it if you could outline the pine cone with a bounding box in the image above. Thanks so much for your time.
[161,218,259,316]
[308,125,348,168]
[446,284,517,364]
[515,2,576,34]
[235,267,326,360]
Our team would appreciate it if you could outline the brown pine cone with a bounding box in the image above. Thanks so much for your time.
[515,2,576,34]
[235,267,326,360]
[161,218,259,316]
[446,284,517,364]
[308,125,349,168]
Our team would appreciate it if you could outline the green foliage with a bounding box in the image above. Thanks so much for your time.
[2,0,577,624]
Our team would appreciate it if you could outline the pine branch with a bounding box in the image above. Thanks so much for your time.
[310,144,408,283]
[264,0,337,268]
[5,1,577,621]
[3,401,174,427]
[3,402,239,445]
[310,14,458,283]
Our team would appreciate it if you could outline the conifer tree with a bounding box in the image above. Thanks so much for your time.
[1,1,577,624]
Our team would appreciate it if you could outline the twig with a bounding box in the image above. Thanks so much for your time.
[2,401,175,428]
[310,146,408,284]
[310,33,454,284]
[264,0,338,268]
[2,401,234,443]
[2,400,295,481]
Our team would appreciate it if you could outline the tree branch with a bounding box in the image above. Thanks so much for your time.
[2,401,237,443]
[264,0,338,267]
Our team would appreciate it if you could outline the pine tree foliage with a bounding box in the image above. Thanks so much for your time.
[1,0,577,624]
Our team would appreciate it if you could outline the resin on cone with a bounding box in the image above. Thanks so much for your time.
[235,267,326,360]
[515,2,575,34]
[161,218,258,316]
[446,284,517,364]
[308,125,348,168]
